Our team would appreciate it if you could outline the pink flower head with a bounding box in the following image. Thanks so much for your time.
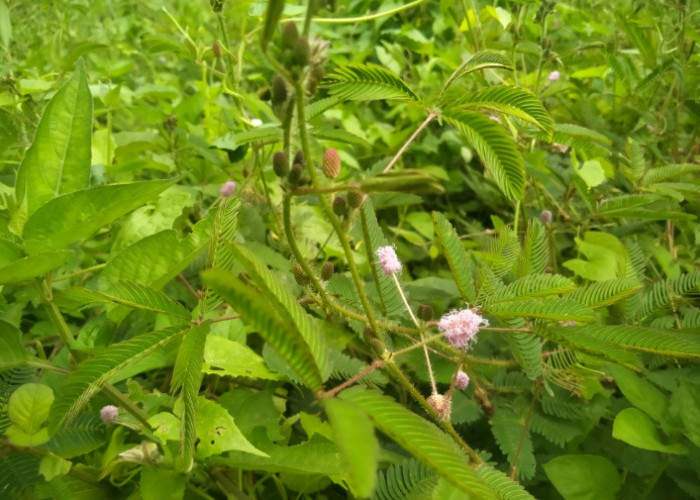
[454,370,470,390]
[100,405,119,423]
[540,209,552,224]
[548,70,560,82]
[376,245,402,275]
[220,181,236,198]
[438,308,488,350]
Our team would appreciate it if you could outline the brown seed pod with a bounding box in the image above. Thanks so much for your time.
[417,304,433,322]
[347,190,363,209]
[288,162,304,185]
[271,74,287,106]
[321,261,334,280]
[272,151,289,177]
[332,196,348,216]
[293,263,310,286]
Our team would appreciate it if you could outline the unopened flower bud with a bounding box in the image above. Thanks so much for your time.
[293,150,305,165]
[454,370,470,390]
[417,304,433,322]
[220,181,236,198]
[540,209,552,224]
[271,74,287,106]
[100,405,119,423]
[293,263,309,286]
[212,42,223,59]
[210,0,223,13]
[273,151,289,177]
[347,190,363,209]
[548,70,560,82]
[307,65,326,94]
[288,163,304,185]
[321,261,334,280]
[427,394,451,421]
[322,148,341,178]
[281,22,299,50]
[332,196,348,216]
[293,37,310,67]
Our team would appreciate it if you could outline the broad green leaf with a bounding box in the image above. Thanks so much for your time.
[487,299,596,323]
[140,466,186,500]
[49,326,187,432]
[607,364,668,423]
[612,408,687,455]
[445,110,524,201]
[171,322,210,472]
[8,383,54,434]
[432,212,476,304]
[39,455,72,482]
[23,180,172,254]
[340,388,497,500]
[563,232,628,282]
[0,250,72,284]
[669,381,700,448]
[450,85,553,134]
[323,63,420,102]
[100,216,212,289]
[15,59,92,216]
[203,335,280,381]
[55,280,191,320]
[5,424,51,447]
[0,321,28,371]
[324,398,378,498]
[543,455,620,500]
[193,396,267,459]
[203,269,324,393]
[575,159,606,188]
[0,239,24,267]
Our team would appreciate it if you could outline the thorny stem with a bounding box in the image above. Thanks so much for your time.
[382,112,438,174]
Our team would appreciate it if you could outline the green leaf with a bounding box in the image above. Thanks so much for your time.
[491,408,536,480]
[171,322,210,472]
[0,250,72,284]
[641,163,700,185]
[203,335,280,381]
[432,212,476,304]
[23,180,172,254]
[0,321,28,371]
[43,412,106,459]
[15,59,92,216]
[475,463,536,500]
[567,279,642,308]
[450,85,553,134]
[323,63,420,102]
[140,466,186,500]
[445,110,524,201]
[439,51,512,101]
[669,381,700,448]
[324,398,378,498]
[563,232,628,282]
[8,383,54,434]
[518,220,548,276]
[487,299,596,323]
[607,364,668,423]
[203,269,324,393]
[543,455,620,500]
[507,333,542,380]
[597,194,694,221]
[56,280,191,319]
[612,408,687,454]
[39,455,72,482]
[575,159,606,188]
[339,388,497,500]
[193,396,267,459]
[542,326,641,369]
[0,0,11,48]
[212,126,282,151]
[487,274,575,303]
[49,326,186,432]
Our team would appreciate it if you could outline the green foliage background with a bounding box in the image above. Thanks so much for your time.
[0,0,699,499]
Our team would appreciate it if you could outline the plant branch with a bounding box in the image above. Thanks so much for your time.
[382,112,437,174]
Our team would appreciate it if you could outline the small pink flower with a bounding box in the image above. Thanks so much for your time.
[454,370,470,390]
[220,181,236,198]
[376,245,402,275]
[548,70,560,82]
[438,308,488,350]
[488,114,501,124]
[540,210,552,224]
[100,405,119,423]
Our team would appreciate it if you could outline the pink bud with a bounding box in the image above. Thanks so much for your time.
[100,405,119,423]
[548,70,560,82]
[540,210,552,224]
[454,370,470,390]
[220,181,236,198]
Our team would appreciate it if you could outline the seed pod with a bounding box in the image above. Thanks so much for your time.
[293,263,310,286]
[288,162,304,185]
[272,151,289,177]
[417,304,433,322]
[293,150,304,165]
[281,22,299,50]
[322,148,341,178]
[427,394,451,422]
[271,74,287,106]
[293,37,310,67]
[212,42,223,59]
[347,190,363,209]
[332,196,347,216]
[321,261,334,281]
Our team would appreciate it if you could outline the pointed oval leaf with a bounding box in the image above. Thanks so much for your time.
[23,180,172,254]
[15,59,92,216]
[0,321,29,371]
[0,250,72,284]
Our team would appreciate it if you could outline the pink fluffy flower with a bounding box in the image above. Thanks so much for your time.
[454,370,470,390]
[220,181,236,198]
[376,245,402,275]
[100,405,119,423]
[548,70,560,82]
[438,308,488,350]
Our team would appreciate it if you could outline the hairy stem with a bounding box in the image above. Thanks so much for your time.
[382,112,437,174]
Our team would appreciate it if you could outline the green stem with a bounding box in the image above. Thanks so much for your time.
[53,263,106,282]
[285,0,426,24]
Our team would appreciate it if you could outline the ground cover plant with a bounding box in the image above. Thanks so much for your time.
[0,0,699,498]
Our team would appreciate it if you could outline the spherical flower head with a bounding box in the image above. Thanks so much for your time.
[454,370,470,390]
[427,394,451,421]
[376,245,402,275]
[540,209,552,224]
[100,405,119,423]
[438,308,488,350]
[220,181,236,198]
[548,70,560,82]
